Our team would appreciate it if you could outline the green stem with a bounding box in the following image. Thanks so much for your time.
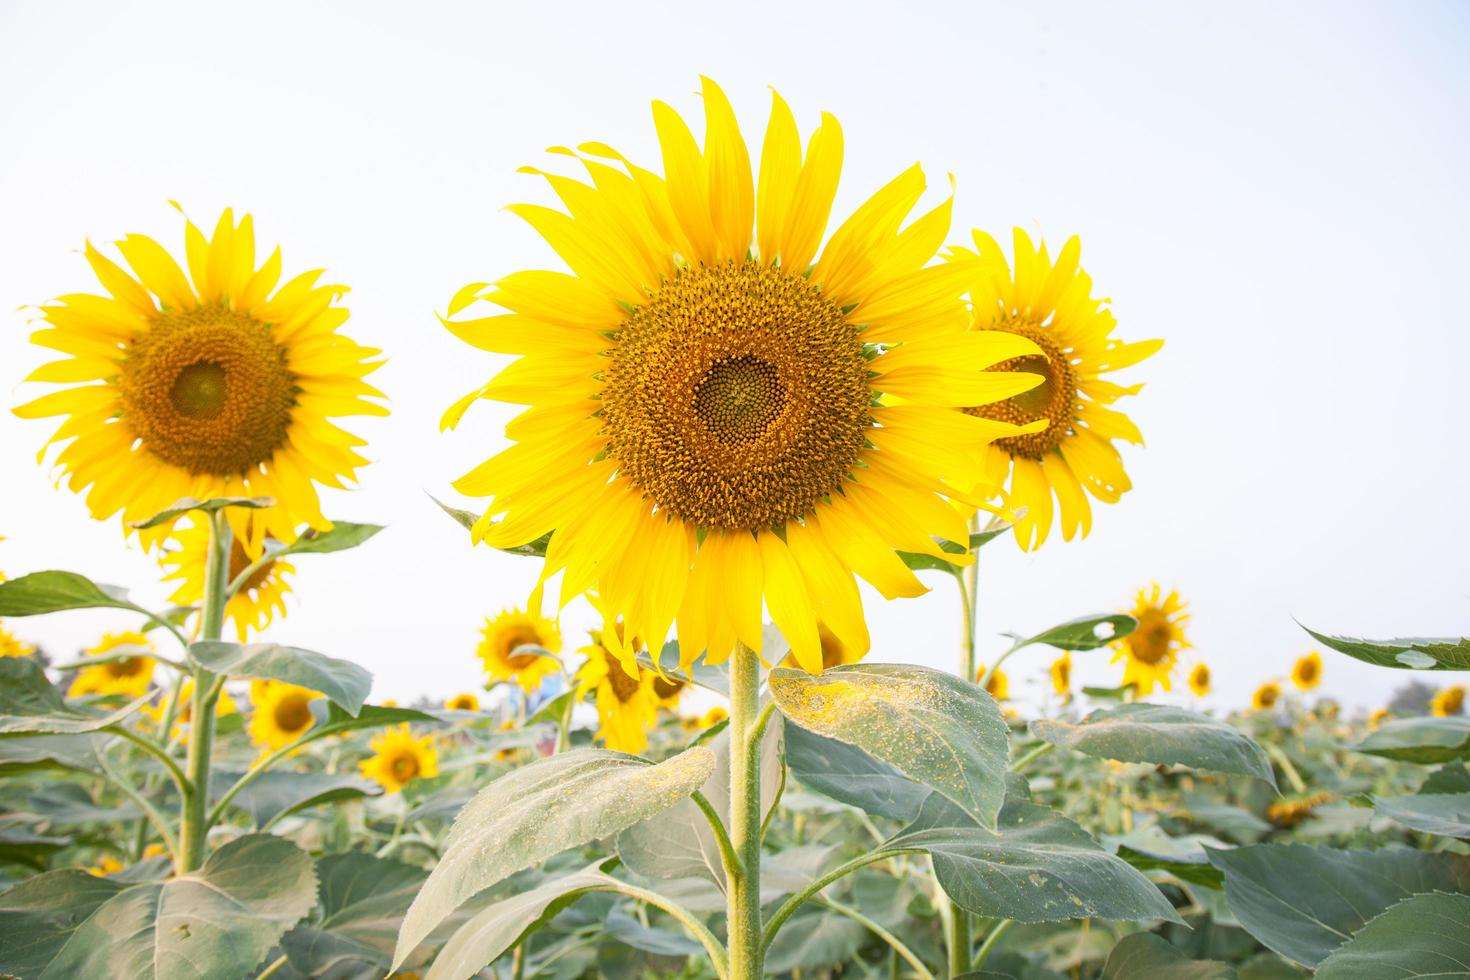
[690,790,741,882]
[176,510,231,873]
[1266,743,1307,795]
[947,511,982,977]
[97,750,179,861]
[727,641,763,980]
[817,896,936,980]
[945,880,972,978]
[1012,742,1056,774]
[253,954,288,980]
[107,726,189,793]
[761,848,926,951]
[596,881,729,978]
[971,918,1013,971]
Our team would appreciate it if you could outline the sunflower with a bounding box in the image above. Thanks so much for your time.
[68,631,156,698]
[445,692,481,712]
[1251,681,1282,711]
[14,208,387,555]
[953,229,1161,551]
[1367,707,1389,730]
[160,517,295,640]
[492,718,521,762]
[1111,584,1190,696]
[476,608,562,693]
[143,679,238,738]
[247,680,323,750]
[1050,652,1072,699]
[359,724,439,793]
[0,624,34,658]
[700,706,729,727]
[976,664,1009,701]
[650,673,687,710]
[574,630,660,754]
[1432,685,1466,717]
[1290,651,1322,691]
[1266,792,1334,829]
[86,855,126,877]
[781,624,864,673]
[1188,662,1211,698]
[442,78,1042,675]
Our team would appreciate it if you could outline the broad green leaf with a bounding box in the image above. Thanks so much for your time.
[0,829,70,870]
[770,663,1010,828]
[1354,716,1470,763]
[268,521,384,557]
[0,570,149,618]
[1181,794,1271,844]
[18,834,317,979]
[1112,826,1228,888]
[307,701,440,740]
[424,865,619,980]
[428,495,551,557]
[1314,891,1470,979]
[0,657,148,735]
[0,733,102,774]
[281,854,426,977]
[1012,614,1138,652]
[128,496,274,529]
[1101,933,1237,979]
[214,769,380,829]
[887,793,1183,924]
[764,909,869,974]
[639,640,729,695]
[190,641,372,715]
[1031,704,1276,786]
[897,527,1014,573]
[0,869,127,976]
[1424,762,1470,794]
[783,722,929,821]
[1374,793,1470,838]
[1301,625,1470,671]
[524,690,573,727]
[393,746,715,969]
[617,715,782,887]
[605,911,704,956]
[1206,843,1470,967]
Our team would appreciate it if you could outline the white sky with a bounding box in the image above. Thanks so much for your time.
[2,1,1467,711]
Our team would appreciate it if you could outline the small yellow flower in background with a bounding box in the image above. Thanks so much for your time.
[1266,792,1334,829]
[1112,584,1190,695]
[700,706,729,728]
[781,625,865,675]
[976,664,1009,701]
[1049,652,1072,699]
[953,229,1162,551]
[575,630,659,754]
[143,680,237,737]
[1432,685,1466,717]
[68,632,156,698]
[1368,707,1390,730]
[142,843,167,861]
[86,855,125,877]
[477,608,561,693]
[1188,662,1211,697]
[493,718,520,761]
[359,724,438,793]
[161,518,295,641]
[1290,651,1322,691]
[247,680,322,750]
[0,623,34,658]
[651,674,687,710]
[381,699,399,708]
[12,208,387,555]
[1251,681,1282,711]
[445,692,481,712]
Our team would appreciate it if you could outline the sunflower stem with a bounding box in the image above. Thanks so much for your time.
[177,509,231,874]
[945,511,983,976]
[727,640,763,979]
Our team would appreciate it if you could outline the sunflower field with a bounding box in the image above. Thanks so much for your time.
[2,71,1468,980]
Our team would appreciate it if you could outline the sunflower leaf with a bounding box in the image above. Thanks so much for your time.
[1353,716,1470,763]
[427,494,551,557]
[0,657,150,735]
[0,570,150,619]
[128,495,276,529]
[1010,613,1138,652]
[190,641,372,716]
[1373,792,1470,838]
[1299,624,1470,671]
[267,522,384,558]
[1101,933,1237,979]
[1314,891,1470,980]
[212,769,381,830]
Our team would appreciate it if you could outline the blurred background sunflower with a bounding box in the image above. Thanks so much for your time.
[475,608,561,693]
[359,724,438,793]
[574,627,659,753]
[160,516,294,640]
[67,631,156,698]
[247,679,322,751]
[1112,584,1191,695]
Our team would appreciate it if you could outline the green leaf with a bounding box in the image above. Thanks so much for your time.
[605,911,704,956]
[897,526,1015,573]
[128,496,275,529]
[1300,625,1470,671]
[307,701,440,740]
[770,663,1010,829]
[887,793,1183,924]
[1031,704,1276,786]
[0,829,70,871]
[0,570,148,619]
[268,521,384,557]
[1423,763,1470,794]
[1206,843,1470,967]
[190,641,372,716]
[764,909,869,974]
[523,690,573,727]
[1,834,317,979]
[392,746,715,969]
[617,715,782,887]
[1101,933,1237,979]
[0,657,148,735]
[1012,614,1138,652]
[1374,793,1470,838]
[214,769,380,829]
[1112,827,1228,888]
[428,494,551,557]
[1181,794,1271,844]
[1314,891,1470,979]
[783,722,929,821]
[0,869,128,976]
[1354,716,1470,763]
[281,854,426,977]
[425,864,619,980]
[639,641,729,695]
[0,733,102,774]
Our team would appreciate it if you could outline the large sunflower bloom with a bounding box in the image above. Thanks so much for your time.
[574,631,660,754]
[1111,584,1190,696]
[359,724,439,793]
[476,608,562,693]
[954,230,1161,550]
[160,517,295,640]
[247,679,323,750]
[68,631,156,698]
[1290,651,1322,691]
[14,208,387,554]
[442,78,1041,675]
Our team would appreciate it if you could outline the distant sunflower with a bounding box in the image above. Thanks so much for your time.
[476,608,562,693]
[1050,652,1072,699]
[1290,651,1322,691]
[1432,685,1466,717]
[1266,792,1333,829]
[442,78,1042,675]
[247,680,322,750]
[781,624,865,673]
[1251,681,1282,711]
[86,855,125,877]
[161,517,294,640]
[0,624,33,658]
[13,208,387,555]
[1367,707,1390,730]
[575,630,659,754]
[700,706,729,727]
[68,631,156,698]
[359,724,438,793]
[1112,584,1190,695]
[1188,662,1211,698]
[952,229,1161,550]
[650,673,687,710]
[143,679,238,738]
[444,692,481,712]
[976,664,1009,701]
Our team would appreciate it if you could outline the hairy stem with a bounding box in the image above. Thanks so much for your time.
[727,641,763,979]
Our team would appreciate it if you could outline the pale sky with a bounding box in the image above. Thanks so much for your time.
[2,1,1467,711]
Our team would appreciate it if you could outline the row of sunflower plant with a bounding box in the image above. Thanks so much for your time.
[1,76,1467,980]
